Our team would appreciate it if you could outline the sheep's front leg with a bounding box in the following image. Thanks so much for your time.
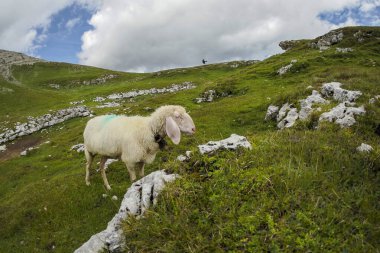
[125,162,137,182]
[136,162,145,178]
[99,156,111,190]
[84,149,94,186]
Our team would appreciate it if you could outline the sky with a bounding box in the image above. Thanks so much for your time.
[0,0,379,72]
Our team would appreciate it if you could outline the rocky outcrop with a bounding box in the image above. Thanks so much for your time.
[321,82,362,102]
[354,30,373,42]
[265,82,364,129]
[310,30,343,50]
[74,170,178,253]
[0,49,44,81]
[96,102,121,108]
[198,134,251,154]
[0,106,91,144]
[279,40,299,50]
[336,47,353,53]
[319,102,365,128]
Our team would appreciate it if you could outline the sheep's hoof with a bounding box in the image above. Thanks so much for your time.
[105,185,112,190]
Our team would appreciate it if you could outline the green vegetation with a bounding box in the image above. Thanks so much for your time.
[0,26,379,252]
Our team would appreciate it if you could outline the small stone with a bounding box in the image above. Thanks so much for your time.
[102,194,108,198]
[111,195,118,201]
[356,143,373,153]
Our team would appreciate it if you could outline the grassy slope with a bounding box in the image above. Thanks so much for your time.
[0,26,379,252]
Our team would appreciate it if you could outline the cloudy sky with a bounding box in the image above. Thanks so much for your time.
[0,0,379,72]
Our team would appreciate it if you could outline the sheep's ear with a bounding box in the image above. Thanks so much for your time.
[165,117,181,145]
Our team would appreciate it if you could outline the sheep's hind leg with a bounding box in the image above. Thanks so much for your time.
[100,156,112,190]
[85,149,94,186]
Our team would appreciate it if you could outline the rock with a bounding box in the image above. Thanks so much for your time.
[310,30,343,50]
[264,105,279,121]
[71,144,85,153]
[354,30,372,42]
[356,143,373,153]
[279,40,299,50]
[70,100,85,105]
[277,103,292,122]
[319,102,365,128]
[198,134,252,154]
[96,102,121,108]
[106,82,195,100]
[93,97,106,102]
[20,150,27,156]
[194,90,216,103]
[177,155,188,162]
[277,62,294,75]
[0,144,6,152]
[321,82,362,102]
[369,95,379,104]
[0,87,14,94]
[336,47,353,53]
[306,85,313,89]
[49,84,60,89]
[0,106,91,145]
[298,90,329,120]
[102,194,108,198]
[74,170,178,253]
[111,195,118,201]
[277,108,298,129]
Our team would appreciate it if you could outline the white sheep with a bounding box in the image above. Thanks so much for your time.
[83,105,195,190]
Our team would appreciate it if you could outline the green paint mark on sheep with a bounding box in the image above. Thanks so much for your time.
[102,114,118,124]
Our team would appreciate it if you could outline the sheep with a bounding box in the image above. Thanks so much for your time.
[83,105,195,190]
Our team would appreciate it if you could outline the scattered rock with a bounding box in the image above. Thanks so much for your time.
[20,147,36,156]
[111,195,118,201]
[319,102,365,128]
[298,90,329,120]
[277,108,298,129]
[194,90,216,103]
[96,102,121,108]
[93,97,106,102]
[0,145,6,152]
[356,143,373,153]
[0,87,14,94]
[70,100,85,105]
[336,47,353,53]
[264,105,279,121]
[71,74,118,86]
[176,151,192,162]
[198,134,252,154]
[102,194,108,198]
[368,95,379,104]
[106,82,195,100]
[306,85,313,89]
[71,144,85,153]
[354,30,372,42]
[321,82,362,102]
[48,84,60,89]
[74,170,178,253]
[0,106,91,145]
[277,60,297,75]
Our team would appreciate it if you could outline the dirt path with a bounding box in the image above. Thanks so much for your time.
[0,136,43,162]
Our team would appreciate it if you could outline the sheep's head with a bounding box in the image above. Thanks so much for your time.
[165,107,195,145]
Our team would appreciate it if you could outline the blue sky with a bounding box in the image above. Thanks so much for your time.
[35,4,94,63]
[1,0,379,71]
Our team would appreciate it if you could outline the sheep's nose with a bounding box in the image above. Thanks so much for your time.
[192,127,196,133]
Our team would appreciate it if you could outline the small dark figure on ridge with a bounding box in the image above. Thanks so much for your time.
[202,59,207,64]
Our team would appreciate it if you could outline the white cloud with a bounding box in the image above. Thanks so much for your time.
[66,17,81,30]
[0,0,101,54]
[78,0,372,72]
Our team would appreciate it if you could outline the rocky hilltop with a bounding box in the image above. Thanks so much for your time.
[0,49,44,82]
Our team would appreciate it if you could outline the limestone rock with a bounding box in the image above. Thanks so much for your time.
[277,108,298,129]
[277,60,297,75]
[74,170,178,253]
[321,82,362,102]
[264,105,279,121]
[336,47,353,53]
[194,90,216,103]
[279,40,299,50]
[356,143,373,153]
[71,144,85,153]
[298,90,329,120]
[319,102,365,128]
[198,134,251,154]
[310,30,343,50]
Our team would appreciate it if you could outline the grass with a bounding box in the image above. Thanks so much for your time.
[0,26,379,252]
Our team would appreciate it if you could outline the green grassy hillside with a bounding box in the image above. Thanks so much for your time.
[0,26,379,252]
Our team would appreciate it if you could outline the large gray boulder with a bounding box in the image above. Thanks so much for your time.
[319,102,365,128]
[321,82,362,102]
[74,170,178,253]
